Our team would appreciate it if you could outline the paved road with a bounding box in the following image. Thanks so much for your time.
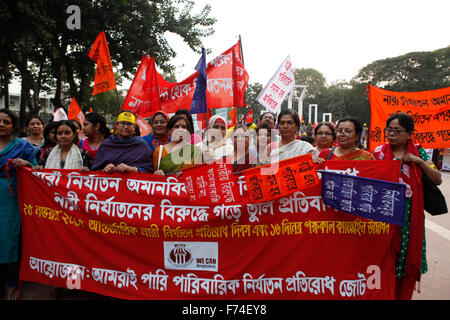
[412,171,450,300]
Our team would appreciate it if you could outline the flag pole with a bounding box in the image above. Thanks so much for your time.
[238,35,251,125]
[115,89,122,112]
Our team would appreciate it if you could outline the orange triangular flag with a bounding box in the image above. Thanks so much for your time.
[228,107,237,127]
[89,107,93,113]
[68,97,85,126]
[88,31,117,95]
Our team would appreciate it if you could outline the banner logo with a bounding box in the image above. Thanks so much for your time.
[164,242,218,272]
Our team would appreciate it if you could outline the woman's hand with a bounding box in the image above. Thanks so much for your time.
[9,158,31,168]
[33,165,43,171]
[116,163,138,173]
[313,157,325,164]
[103,163,116,173]
[153,169,165,176]
[80,166,90,173]
[401,153,423,165]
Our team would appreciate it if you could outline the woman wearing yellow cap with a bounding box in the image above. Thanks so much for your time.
[91,111,154,173]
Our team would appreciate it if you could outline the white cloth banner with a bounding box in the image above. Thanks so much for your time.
[256,56,295,114]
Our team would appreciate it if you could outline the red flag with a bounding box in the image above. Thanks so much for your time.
[88,31,117,95]
[135,114,151,137]
[156,42,249,114]
[122,55,161,118]
[68,97,85,125]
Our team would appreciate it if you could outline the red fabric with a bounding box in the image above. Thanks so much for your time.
[122,56,161,117]
[17,161,401,300]
[157,42,248,114]
[373,140,424,299]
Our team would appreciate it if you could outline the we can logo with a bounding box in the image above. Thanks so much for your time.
[66,5,81,30]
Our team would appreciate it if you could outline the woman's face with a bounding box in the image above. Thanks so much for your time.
[257,128,272,150]
[115,121,136,139]
[0,113,14,138]
[83,120,97,138]
[56,124,76,148]
[170,119,190,143]
[315,124,334,149]
[278,114,299,142]
[212,120,226,139]
[27,118,43,136]
[152,114,168,136]
[233,128,250,153]
[336,121,358,149]
[385,119,411,147]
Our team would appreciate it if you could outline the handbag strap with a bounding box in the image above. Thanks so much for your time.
[326,146,336,160]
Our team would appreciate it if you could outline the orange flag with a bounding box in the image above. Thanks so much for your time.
[68,97,85,126]
[228,107,237,127]
[88,31,117,95]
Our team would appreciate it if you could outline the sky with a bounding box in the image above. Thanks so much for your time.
[165,0,449,85]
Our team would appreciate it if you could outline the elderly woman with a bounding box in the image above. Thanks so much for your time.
[91,111,153,173]
[373,112,441,300]
[143,111,170,153]
[270,109,318,163]
[318,116,374,160]
[0,109,38,299]
[314,121,336,153]
[198,115,234,162]
[153,115,203,176]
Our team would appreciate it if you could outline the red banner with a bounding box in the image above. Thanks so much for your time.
[18,160,401,300]
[157,42,249,114]
[368,84,450,151]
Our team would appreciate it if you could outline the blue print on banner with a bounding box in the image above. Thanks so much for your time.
[321,171,406,226]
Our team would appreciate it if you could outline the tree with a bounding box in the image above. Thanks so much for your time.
[0,0,216,131]
[353,46,450,92]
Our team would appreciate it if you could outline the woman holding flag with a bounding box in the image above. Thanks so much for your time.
[373,112,442,300]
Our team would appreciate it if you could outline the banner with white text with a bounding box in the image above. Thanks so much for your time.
[18,160,402,300]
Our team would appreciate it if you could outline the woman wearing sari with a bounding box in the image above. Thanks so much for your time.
[227,124,256,173]
[153,115,203,176]
[373,112,441,300]
[270,109,318,163]
[0,109,38,300]
[318,116,375,160]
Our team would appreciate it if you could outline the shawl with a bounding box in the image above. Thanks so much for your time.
[319,148,375,160]
[154,144,203,174]
[373,140,424,290]
[0,138,38,177]
[143,133,170,153]
[270,139,318,163]
[91,135,154,173]
[45,144,84,169]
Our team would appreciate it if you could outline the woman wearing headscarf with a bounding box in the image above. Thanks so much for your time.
[373,112,441,300]
[198,115,234,162]
[91,111,153,173]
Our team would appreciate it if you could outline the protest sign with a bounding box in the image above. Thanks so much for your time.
[18,160,401,299]
[368,85,450,151]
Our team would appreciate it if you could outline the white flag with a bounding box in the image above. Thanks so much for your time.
[256,56,295,114]
[53,107,68,121]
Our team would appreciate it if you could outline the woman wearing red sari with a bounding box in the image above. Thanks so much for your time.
[373,112,441,300]
[318,116,375,160]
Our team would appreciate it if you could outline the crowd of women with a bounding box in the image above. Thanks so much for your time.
[0,106,442,300]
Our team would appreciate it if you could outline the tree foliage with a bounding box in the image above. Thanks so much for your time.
[0,0,216,130]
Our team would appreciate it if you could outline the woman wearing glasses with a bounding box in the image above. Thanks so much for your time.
[91,111,154,173]
[318,116,375,160]
[314,122,336,153]
[373,112,441,300]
